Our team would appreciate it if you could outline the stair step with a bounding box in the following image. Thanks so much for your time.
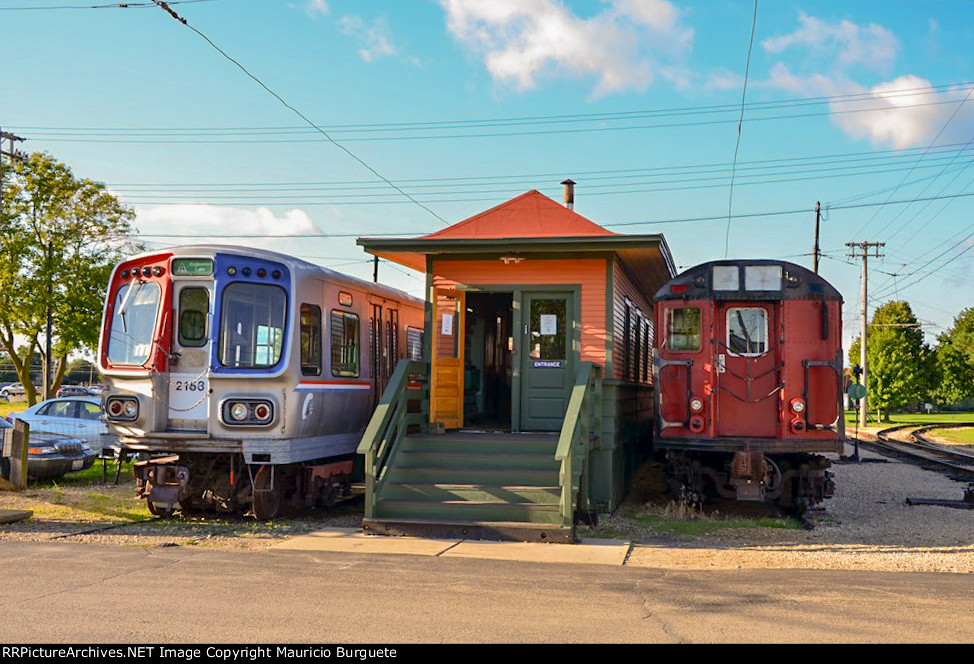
[362,517,574,543]
[382,466,560,486]
[374,499,564,524]
[402,434,558,455]
[380,483,561,504]
[396,450,559,470]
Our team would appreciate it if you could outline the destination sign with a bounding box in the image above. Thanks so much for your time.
[172,258,213,276]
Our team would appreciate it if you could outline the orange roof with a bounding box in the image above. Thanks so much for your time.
[421,190,617,240]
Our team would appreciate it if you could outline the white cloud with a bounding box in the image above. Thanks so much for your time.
[439,0,694,96]
[768,64,974,149]
[762,12,898,73]
[304,0,329,18]
[135,205,318,240]
[338,14,399,63]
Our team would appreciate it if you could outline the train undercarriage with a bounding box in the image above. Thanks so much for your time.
[662,449,834,513]
[134,453,355,520]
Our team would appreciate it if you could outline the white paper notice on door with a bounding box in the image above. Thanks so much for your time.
[441,313,453,335]
[540,314,557,336]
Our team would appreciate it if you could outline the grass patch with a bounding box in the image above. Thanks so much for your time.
[925,427,974,446]
[632,501,803,537]
[844,411,974,427]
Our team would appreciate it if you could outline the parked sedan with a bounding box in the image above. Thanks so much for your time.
[0,418,97,480]
[8,397,117,454]
[56,385,96,398]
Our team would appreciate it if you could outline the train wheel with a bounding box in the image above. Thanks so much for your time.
[252,465,281,521]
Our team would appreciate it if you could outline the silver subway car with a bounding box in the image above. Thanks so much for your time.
[98,245,424,519]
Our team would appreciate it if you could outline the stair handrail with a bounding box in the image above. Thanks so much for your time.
[357,359,427,519]
[554,362,602,530]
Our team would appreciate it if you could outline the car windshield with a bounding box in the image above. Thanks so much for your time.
[107,281,161,365]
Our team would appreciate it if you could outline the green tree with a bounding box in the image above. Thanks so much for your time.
[848,301,927,421]
[0,152,136,404]
[932,307,974,405]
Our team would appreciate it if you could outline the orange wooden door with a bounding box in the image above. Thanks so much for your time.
[430,289,465,430]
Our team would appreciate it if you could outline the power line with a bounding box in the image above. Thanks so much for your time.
[724,0,758,258]
[148,1,449,227]
[123,190,974,239]
[22,97,969,145]
[13,80,972,136]
[851,83,974,239]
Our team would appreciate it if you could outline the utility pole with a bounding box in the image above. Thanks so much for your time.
[373,255,379,283]
[846,241,885,428]
[813,201,821,273]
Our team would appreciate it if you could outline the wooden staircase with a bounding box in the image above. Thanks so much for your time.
[362,432,573,542]
[358,360,602,544]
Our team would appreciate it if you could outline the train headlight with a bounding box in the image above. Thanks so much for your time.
[123,401,138,418]
[689,397,704,413]
[230,403,249,421]
[790,398,806,414]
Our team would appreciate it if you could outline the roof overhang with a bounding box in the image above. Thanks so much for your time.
[358,234,677,297]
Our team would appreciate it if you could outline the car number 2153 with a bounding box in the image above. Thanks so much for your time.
[175,380,206,392]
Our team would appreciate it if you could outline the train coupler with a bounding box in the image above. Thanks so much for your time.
[135,456,189,516]
[729,450,768,502]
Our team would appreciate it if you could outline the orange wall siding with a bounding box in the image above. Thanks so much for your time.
[432,259,608,366]
[612,260,655,382]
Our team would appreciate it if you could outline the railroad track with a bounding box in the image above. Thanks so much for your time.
[859,423,974,483]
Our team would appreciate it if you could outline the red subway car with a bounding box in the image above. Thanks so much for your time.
[653,260,844,511]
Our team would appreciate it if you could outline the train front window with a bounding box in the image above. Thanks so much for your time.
[107,281,161,365]
[219,283,286,369]
[744,265,782,291]
[727,307,768,356]
[667,307,701,352]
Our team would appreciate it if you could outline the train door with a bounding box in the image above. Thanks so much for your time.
[430,289,465,430]
[167,282,212,432]
[370,303,383,406]
[715,302,778,438]
[519,291,574,431]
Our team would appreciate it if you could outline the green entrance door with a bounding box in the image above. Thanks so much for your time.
[519,292,574,431]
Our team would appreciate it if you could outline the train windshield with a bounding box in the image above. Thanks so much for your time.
[219,283,287,368]
[107,282,161,365]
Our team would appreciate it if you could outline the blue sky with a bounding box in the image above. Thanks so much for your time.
[3,0,974,353]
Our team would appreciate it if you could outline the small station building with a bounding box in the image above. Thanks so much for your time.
[357,189,674,541]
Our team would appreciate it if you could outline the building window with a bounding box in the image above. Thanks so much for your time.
[331,310,360,377]
[300,304,322,376]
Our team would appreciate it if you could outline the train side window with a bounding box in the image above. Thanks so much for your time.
[667,308,701,352]
[406,326,424,361]
[330,310,360,377]
[300,304,322,376]
[178,288,209,348]
[727,307,768,356]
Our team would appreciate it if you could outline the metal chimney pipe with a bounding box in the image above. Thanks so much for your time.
[561,179,576,210]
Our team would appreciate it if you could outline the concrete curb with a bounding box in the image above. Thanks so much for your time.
[272,527,632,566]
